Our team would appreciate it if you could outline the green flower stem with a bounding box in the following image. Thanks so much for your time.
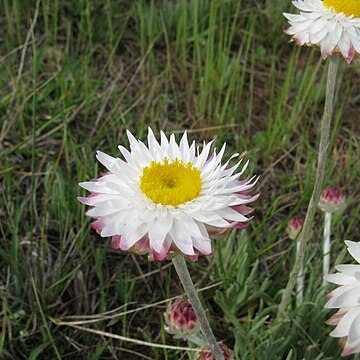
[172,255,224,360]
[322,211,332,286]
[278,56,340,318]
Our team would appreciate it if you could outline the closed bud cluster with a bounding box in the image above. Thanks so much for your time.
[196,343,233,360]
[164,298,199,339]
[287,215,305,240]
[318,186,346,213]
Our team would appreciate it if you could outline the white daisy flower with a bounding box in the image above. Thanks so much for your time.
[325,241,360,356]
[284,0,360,63]
[78,128,258,261]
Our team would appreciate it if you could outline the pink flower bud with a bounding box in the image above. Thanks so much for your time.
[164,298,199,338]
[287,215,305,240]
[196,343,233,360]
[318,186,346,213]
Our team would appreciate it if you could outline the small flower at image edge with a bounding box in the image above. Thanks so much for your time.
[287,214,305,240]
[318,186,346,213]
[196,343,233,360]
[284,0,360,63]
[78,128,259,262]
[325,241,360,356]
[164,298,199,338]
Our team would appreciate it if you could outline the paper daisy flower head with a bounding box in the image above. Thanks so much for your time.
[284,0,360,63]
[325,241,360,356]
[78,128,258,261]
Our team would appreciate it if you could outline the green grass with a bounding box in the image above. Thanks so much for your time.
[1,0,360,358]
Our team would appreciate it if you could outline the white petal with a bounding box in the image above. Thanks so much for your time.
[169,220,195,255]
[168,133,182,161]
[147,127,164,160]
[194,141,213,168]
[191,212,231,228]
[179,131,190,160]
[346,241,360,264]
[348,312,360,345]
[121,226,148,250]
[216,208,249,223]
[126,130,141,152]
[330,308,360,338]
[193,236,212,255]
[160,131,169,151]
[96,151,117,172]
[325,273,355,286]
[335,264,360,276]
[79,181,119,195]
[148,215,174,253]
[326,285,360,308]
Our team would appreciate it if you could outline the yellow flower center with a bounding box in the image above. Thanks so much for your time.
[323,0,360,18]
[140,159,202,206]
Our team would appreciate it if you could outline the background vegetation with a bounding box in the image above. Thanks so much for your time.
[1,0,360,358]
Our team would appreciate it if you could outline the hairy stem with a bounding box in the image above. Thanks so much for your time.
[172,255,224,360]
[322,211,332,285]
[296,238,304,306]
[278,56,340,317]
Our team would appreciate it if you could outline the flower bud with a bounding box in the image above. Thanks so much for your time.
[196,343,233,360]
[164,298,199,338]
[287,215,305,240]
[318,186,346,213]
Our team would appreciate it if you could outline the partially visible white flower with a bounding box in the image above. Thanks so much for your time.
[325,241,360,356]
[284,0,360,63]
[79,128,258,261]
